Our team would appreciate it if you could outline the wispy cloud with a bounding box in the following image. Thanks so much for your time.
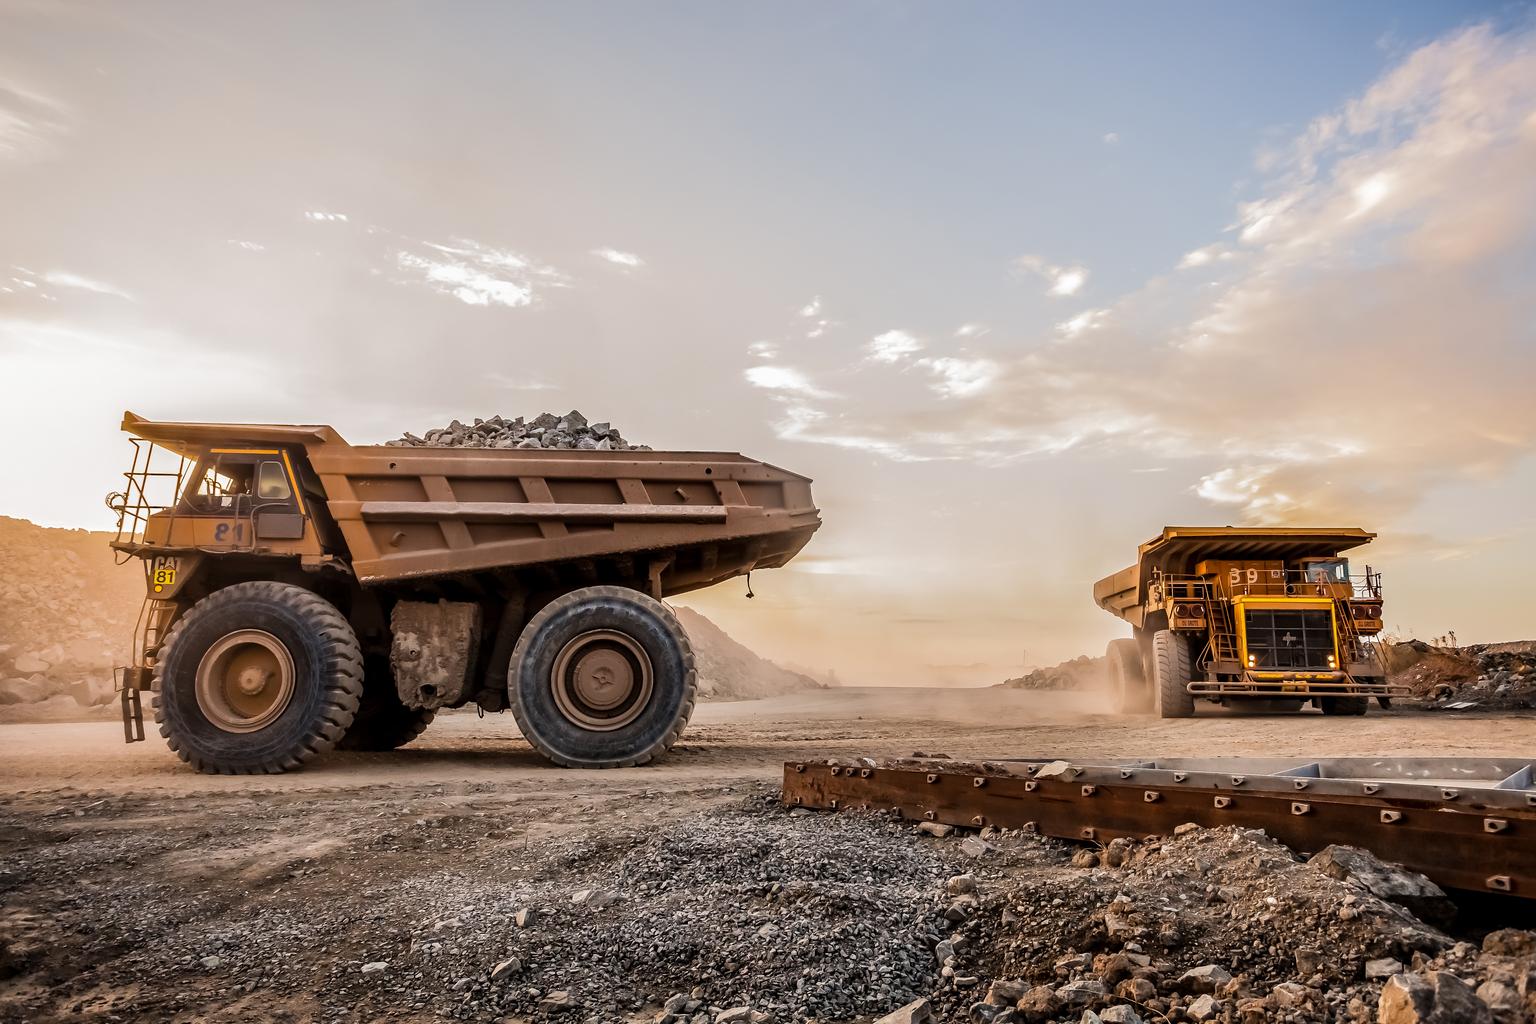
[41,271,135,302]
[1014,254,1089,297]
[865,328,924,363]
[743,364,835,399]
[0,82,68,162]
[304,210,349,223]
[395,238,568,309]
[592,247,643,267]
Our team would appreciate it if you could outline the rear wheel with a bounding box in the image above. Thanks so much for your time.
[1152,629,1196,719]
[508,586,696,768]
[153,582,362,774]
[337,656,436,751]
[1106,638,1148,713]
[1320,695,1369,716]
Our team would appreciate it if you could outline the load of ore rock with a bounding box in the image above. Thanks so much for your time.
[386,411,648,451]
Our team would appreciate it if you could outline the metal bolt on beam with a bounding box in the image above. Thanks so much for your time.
[1292,802,1312,815]
[1381,810,1403,823]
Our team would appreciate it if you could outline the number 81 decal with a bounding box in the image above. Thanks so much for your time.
[152,556,180,593]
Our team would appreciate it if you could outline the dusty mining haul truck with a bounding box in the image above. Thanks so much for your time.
[105,413,819,773]
[1093,527,1405,717]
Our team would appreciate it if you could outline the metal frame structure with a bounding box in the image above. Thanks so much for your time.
[783,756,1536,900]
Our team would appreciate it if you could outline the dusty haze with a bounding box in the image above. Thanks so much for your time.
[4,4,1536,685]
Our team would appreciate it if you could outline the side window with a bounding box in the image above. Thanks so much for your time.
[256,461,292,500]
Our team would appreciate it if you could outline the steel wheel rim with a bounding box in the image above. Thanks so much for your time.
[551,629,653,732]
[195,629,296,733]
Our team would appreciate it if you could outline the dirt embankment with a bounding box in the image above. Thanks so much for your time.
[0,517,140,716]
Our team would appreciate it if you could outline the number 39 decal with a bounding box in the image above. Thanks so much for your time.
[1229,567,1259,585]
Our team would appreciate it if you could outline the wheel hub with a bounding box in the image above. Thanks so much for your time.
[195,629,296,733]
[551,630,653,731]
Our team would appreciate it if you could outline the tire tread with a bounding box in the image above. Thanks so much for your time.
[152,581,363,774]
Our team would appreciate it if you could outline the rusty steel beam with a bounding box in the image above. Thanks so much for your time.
[782,756,1536,900]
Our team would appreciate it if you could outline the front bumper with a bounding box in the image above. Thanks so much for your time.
[1189,672,1408,698]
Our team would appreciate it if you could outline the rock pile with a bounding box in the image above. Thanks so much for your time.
[998,655,1105,692]
[387,411,650,451]
[1388,639,1536,711]
[919,820,1535,1024]
[0,517,139,715]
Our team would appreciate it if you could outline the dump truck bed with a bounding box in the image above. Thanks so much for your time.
[121,413,820,594]
[1093,525,1375,626]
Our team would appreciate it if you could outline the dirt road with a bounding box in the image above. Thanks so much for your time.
[1,690,1531,1024]
[4,688,1529,795]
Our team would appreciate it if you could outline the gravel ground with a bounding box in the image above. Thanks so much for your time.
[3,695,1534,1023]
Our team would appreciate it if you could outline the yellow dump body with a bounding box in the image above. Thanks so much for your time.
[1093,526,1376,629]
[114,412,820,598]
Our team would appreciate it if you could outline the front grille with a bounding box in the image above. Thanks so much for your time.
[1244,608,1335,671]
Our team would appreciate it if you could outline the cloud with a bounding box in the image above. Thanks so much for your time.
[1014,255,1089,296]
[799,297,822,317]
[228,239,266,252]
[485,371,558,391]
[917,356,999,398]
[866,328,924,363]
[304,211,349,222]
[955,323,990,338]
[1102,132,1120,145]
[743,364,835,398]
[762,23,1536,527]
[395,238,568,309]
[1177,244,1231,269]
[42,272,135,302]
[1057,308,1108,340]
[592,247,643,267]
[0,82,68,161]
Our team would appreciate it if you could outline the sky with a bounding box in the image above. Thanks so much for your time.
[3,1,1536,685]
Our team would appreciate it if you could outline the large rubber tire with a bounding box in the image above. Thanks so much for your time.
[1152,629,1196,719]
[153,582,362,774]
[509,586,696,768]
[1106,638,1149,713]
[1320,695,1369,716]
[337,656,436,751]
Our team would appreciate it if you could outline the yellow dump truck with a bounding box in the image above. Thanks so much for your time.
[1093,527,1403,717]
[106,413,819,773]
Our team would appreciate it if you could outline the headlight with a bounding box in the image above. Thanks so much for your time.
[1247,654,1256,667]
[1327,654,1337,667]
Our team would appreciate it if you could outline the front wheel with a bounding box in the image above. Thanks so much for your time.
[153,582,363,774]
[1320,695,1369,716]
[1152,629,1196,719]
[508,586,696,768]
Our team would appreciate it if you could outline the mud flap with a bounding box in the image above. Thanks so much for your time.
[118,666,150,743]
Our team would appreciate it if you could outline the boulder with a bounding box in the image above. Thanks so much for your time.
[0,677,49,704]
[874,998,930,1024]
[1377,971,1492,1024]
[1308,845,1457,927]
